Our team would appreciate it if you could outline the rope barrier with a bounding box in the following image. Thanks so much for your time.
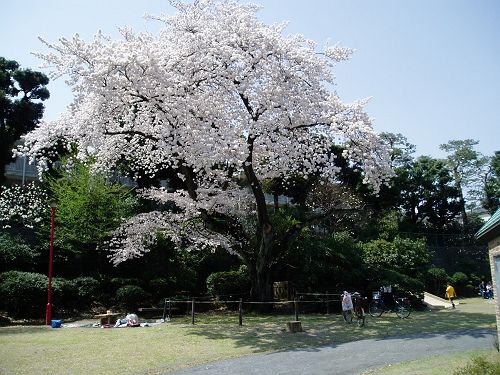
[161,299,340,304]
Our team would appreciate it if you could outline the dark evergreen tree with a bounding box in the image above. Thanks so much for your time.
[483,151,500,213]
[0,57,50,184]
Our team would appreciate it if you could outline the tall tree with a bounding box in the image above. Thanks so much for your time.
[0,57,49,184]
[47,159,137,250]
[483,151,500,213]
[379,132,416,169]
[439,139,488,225]
[396,156,461,230]
[20,0,393,302]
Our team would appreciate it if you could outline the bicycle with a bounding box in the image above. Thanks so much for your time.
[343,292,367,326]
[368,292,411,319]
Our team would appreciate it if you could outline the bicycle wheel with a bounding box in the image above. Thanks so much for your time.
[395,304,411,319]
[368,301,383,317]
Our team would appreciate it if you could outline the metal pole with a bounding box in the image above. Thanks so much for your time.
[45,204,56,325]
[168,299,171,320]
[239,298,243,326]
[191,299,195,325]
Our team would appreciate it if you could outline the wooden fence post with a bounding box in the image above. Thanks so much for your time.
[191,299,195,325]
[294,298,299,321]
[239,298,243,326]
[162,298,167,320]
[326,291,330,314]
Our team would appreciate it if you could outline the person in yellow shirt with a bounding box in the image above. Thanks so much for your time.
[445,282,457,309]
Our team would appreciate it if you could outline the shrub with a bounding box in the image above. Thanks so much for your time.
[451,271,469,290]
[0,271,47,318]
[0,234,40,271]
[110,278,142,289]
[148,278,174,301]
[115,285,149,311]
[206,266,250,297]
[425,267,449,296]
[73,277,101,306]
[453,355,500,375]
[52,277,77,311]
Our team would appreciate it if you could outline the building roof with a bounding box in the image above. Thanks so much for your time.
[476,208,500,242]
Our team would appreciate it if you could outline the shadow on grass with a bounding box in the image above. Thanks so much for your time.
[0,325,54,336]
[175,308,496,354]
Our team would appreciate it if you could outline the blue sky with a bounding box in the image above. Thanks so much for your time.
[2,0,499,158]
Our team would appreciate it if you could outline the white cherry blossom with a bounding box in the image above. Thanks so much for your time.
[19,0,394,267]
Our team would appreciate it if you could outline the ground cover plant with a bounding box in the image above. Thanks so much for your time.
[0,298,495,374]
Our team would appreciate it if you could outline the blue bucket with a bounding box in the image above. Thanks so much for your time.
[51,320,62,328]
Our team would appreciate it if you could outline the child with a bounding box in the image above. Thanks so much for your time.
[445,282,457,309]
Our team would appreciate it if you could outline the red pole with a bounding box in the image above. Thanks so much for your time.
[45,205,56,325]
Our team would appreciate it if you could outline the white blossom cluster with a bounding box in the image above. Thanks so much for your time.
[106,209,243,266]
[0,182,49,228]
[19,0,394,263]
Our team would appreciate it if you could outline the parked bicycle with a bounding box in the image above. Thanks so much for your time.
[368,292,411,319]
[343,292,368,326]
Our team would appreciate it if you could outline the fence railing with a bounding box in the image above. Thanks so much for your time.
[143,292,346,325]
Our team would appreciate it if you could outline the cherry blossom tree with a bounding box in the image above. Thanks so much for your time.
[19,0,393,301]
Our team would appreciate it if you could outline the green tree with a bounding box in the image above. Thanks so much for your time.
[47,159,138,273]
[396,156,461,230]
[362,237,429,276]
[440,139,489,224]
[0,57,49,184]
[483,151,500,213]
[379,132,416,168]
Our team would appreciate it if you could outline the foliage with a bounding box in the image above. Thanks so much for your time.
[0,56,49,183]
[451,271,468,287]
[73,276,101,306]
[362,236,429,276]
[395,156,461,229]
[483,151,500,213]
[0,181,49,229]
[366,268,425,295]
[0,233,40,271]
[440,139,489,217]
[282,231,365,292]
[206,266,250,297]
[47,159,138,251]
[21,0,393,302]
[0,270,47,318]
[379,132,416,168]
[425,267,449,296]
[110,277,142,289]
[115,285,149,311]
[453,355,500,375]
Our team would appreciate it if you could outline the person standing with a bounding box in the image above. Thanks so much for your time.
[341,291,353,322]
[445,282,457,309]
[486,281,493,299]
[479,281,486,298]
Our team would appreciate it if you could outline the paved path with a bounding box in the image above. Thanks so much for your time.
[167,328,496,375]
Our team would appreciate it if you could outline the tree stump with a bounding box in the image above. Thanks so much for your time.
[286,320,303,333]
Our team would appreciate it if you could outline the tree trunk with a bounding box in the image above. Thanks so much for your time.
[251,230,274,304]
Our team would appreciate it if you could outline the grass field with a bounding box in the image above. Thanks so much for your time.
[0,298,496,374]
[362,349,500,375]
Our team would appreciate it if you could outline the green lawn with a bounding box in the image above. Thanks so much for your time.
[362,349,500,375]
[0,298,496,374]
